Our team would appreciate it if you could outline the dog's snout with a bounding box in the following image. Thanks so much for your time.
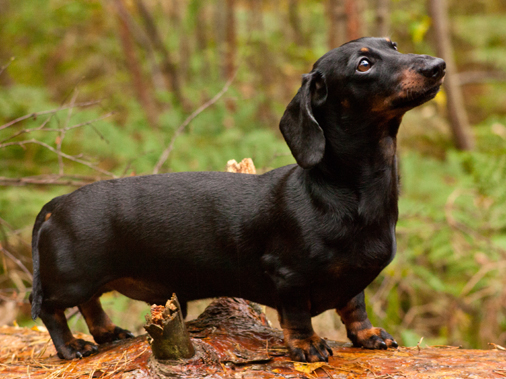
[419,58,446,80]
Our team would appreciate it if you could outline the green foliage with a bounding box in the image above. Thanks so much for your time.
[1,0,506,350]
[454,15,506,67]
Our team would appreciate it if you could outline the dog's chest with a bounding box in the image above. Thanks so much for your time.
[309,221,396,312]
[313,183,398,275]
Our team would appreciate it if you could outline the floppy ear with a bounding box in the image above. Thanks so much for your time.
[279,70,327,169]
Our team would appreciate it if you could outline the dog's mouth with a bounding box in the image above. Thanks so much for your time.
[391,80,444,109]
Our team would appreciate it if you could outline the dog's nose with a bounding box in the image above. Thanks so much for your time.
[419,58,446,80]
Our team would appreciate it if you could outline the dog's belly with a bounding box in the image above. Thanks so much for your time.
[106,277,175,304]
[105,256,278,308]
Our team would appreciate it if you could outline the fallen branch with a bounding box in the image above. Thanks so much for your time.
[153,70,238,174]
[0,175,101,187]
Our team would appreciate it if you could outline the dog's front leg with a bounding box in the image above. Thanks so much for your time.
[337,291,398,349]
[277,287,333,362]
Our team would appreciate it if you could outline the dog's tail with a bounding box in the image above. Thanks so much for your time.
[30,197,60,320]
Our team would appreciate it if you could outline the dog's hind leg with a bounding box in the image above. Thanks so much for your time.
[337,291,398,349]
[39,305,98,359]
[78,296,134,345]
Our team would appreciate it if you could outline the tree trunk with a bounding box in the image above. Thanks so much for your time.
[114,0,159,128]
[134,0,184,108]
[288,0,306,46]
[224,0,236,79]
[326,0,347,49]
[173,3,191,86]
[195,3,211,77]
[345,0,361,40]
[247,0,278,126]
[429,0,474,150]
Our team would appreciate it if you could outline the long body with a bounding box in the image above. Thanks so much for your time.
[33,160,396,313]
[31,37,445,362]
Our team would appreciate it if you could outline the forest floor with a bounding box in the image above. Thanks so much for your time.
[1,298,506,378]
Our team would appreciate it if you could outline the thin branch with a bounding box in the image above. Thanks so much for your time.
[0,115,51,144]
[0,112,115,145]
[57,90,80,175]
[0,175,100,187]
[0,217,32,251]
[0,100,102,132]
[0,57,15,77]
[0,246,33,281]
[153,70,239,174]
[0,139,116,177]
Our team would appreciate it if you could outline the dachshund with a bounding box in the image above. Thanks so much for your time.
[30,37,445,362]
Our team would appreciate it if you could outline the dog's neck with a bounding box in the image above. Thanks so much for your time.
[304,115,401,224]
[314,114,402,179]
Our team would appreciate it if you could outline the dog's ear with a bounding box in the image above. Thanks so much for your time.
[280,70,327,169]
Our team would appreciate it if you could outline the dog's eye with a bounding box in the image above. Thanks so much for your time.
[392,42,398,51]
[357,59,372,72]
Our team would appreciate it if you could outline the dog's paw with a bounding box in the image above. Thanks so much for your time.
[286,333,333,362]
[94,326,134,344]
[349,326,398,350]
[57,338,98,359]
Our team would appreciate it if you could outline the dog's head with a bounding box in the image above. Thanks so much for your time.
[280,37,446,169]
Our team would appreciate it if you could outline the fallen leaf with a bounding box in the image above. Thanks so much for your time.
[293,361,331,375]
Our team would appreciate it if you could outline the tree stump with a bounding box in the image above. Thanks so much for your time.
[144,293,195,360]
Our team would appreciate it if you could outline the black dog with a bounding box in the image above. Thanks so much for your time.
[30,37,445,362]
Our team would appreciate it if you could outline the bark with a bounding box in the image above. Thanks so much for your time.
[134,0,184,107]
[114,0,159,128]
[429,0,474,150]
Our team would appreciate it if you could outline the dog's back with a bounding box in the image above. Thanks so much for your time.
[33,168,300,312]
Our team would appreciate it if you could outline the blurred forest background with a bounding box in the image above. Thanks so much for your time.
[1,0,506,349]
